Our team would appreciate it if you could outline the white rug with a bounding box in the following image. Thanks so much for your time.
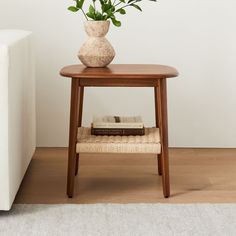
[0,204,235,236]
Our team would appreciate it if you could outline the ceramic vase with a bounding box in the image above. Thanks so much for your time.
[78,21,115,67]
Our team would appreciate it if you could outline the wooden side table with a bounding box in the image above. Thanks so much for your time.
[60,64,178,198]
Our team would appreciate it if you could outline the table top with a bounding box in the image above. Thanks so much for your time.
[60,64,178,79]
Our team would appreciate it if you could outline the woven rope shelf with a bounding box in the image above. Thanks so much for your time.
[76,127,161,154]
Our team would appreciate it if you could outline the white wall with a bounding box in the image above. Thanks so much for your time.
[0,0,236,147]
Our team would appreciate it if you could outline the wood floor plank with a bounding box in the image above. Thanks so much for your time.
[14,148,236,204]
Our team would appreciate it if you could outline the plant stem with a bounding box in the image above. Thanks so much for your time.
[93,1,97,20]
[104,1,122,16]
[82,8,89,20]
[99,0,104,18]
[114,2,122,7]
[93,1,96,12]
[115,0,139,11]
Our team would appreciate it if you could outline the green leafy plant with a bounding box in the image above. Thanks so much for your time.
[68,0,157,27]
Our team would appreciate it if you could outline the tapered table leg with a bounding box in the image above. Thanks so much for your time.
[67,79,80,198]
[75,155,79,176]
[75,86,84,176]
[156,79,170,198]
[154,87,162,176]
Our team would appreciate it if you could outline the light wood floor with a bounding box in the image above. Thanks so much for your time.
[15,148,236,204]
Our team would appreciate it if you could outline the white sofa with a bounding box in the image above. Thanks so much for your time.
[0,30,36,210]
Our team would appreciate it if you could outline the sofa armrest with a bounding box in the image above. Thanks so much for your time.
[0,30,36,210]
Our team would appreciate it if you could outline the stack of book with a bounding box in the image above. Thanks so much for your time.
[91,116,145,136]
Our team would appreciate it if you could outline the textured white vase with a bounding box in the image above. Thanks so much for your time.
[78,21,115,68]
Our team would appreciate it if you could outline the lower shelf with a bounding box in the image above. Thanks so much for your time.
[76,127,161,154]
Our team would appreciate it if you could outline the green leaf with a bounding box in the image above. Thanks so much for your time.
[77,0,85,9]
[102,3,111,12]
[106,8,115,18]
[95,11,103,20]
[89,5,95,14]
[68,6,79,12]
[101,14,107,20]
[119,0,125,3]
[117,8,126,14]
[104,14,109,20]
[111,18,121,27]
[86,12,96,20]
[130,3,142,11]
